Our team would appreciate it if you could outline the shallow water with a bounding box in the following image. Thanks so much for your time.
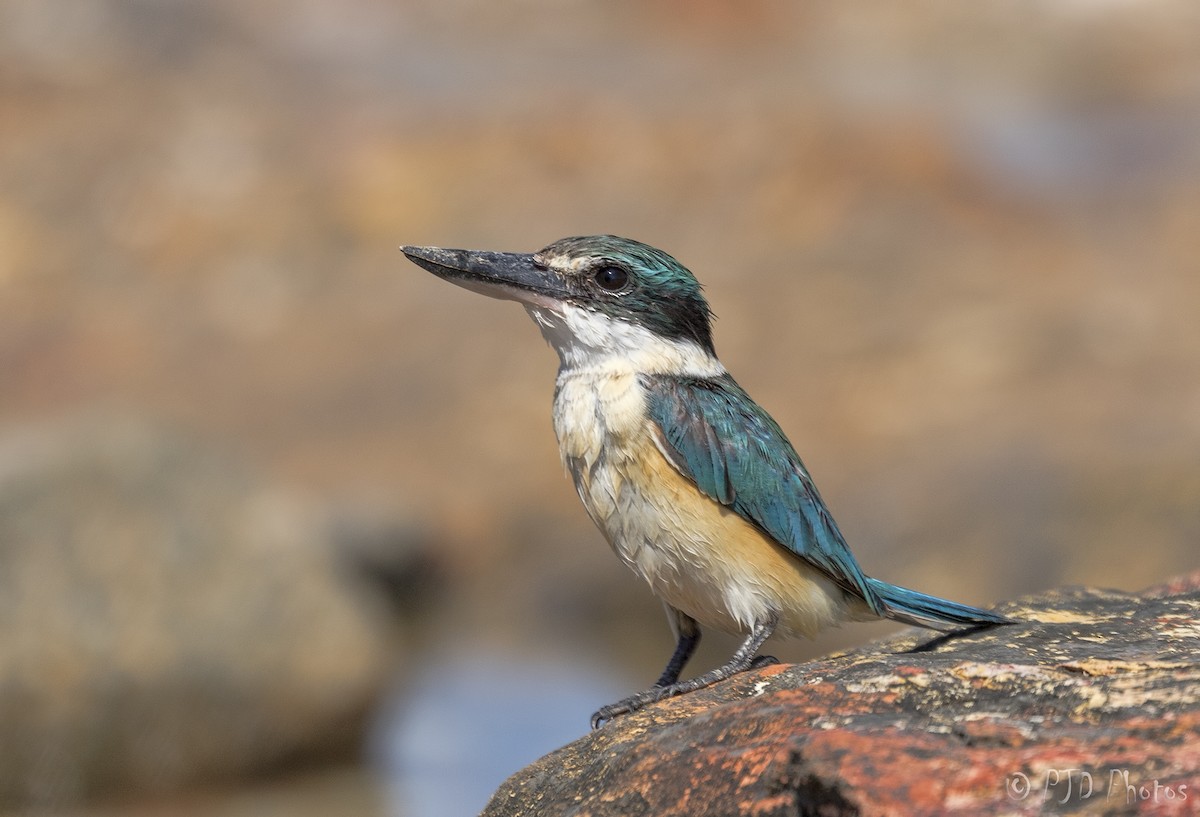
[370,647,629,817]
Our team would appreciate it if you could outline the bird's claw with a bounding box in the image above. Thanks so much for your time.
[590,705,618,730]
[749,654,779,669]
[590,685,676,730]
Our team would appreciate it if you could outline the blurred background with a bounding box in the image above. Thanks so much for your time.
[2,0,1199,815]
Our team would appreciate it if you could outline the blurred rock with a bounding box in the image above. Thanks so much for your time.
[329,503,446,623]
[0,413,417,808]
[483,571,1200,817]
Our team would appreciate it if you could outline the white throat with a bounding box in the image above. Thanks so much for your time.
[525,303,724,378]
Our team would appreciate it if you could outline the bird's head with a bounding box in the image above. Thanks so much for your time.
[403,236,716,365]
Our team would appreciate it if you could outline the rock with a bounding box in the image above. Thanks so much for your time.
[0,414,409,808]
[483,572,1200,817]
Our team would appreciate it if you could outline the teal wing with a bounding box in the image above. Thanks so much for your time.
[641,373,887,615]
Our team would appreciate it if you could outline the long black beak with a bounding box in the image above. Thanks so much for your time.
[402,246,569,308]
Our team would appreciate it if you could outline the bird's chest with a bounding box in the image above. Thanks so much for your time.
[552,368,715,589]
[552,368,670,555]
[552,367,649,520]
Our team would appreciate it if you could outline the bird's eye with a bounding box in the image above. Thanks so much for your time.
[593,265,628,292]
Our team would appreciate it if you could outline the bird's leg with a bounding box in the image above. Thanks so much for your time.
[655,607,701,687]
[591,612,779,730]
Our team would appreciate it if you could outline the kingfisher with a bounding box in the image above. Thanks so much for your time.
[403,235,1013,728]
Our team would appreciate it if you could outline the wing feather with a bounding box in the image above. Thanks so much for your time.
[641,373,886,615]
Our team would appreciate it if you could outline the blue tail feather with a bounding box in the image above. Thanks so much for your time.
[866,578,1014,631]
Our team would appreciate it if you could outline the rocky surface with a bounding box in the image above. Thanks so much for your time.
[0,413,424,808]
[484,571,1200,817]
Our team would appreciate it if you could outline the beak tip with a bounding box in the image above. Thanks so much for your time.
[402,245,450,268]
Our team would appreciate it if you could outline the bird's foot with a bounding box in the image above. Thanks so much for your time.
[591,616,780,730]
[590,685,674,730]
[591,654,776,729]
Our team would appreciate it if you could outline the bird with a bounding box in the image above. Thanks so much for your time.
[402,235,1014,729]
